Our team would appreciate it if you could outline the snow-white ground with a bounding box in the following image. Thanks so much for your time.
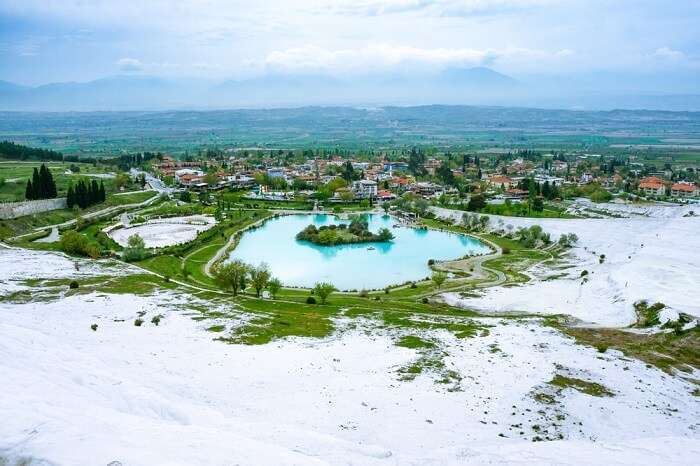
[434,205,700,326]
[1,247,699,465]
[108,215,216,248]
[565,198,698,219]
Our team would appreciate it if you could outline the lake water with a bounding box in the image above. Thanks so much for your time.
[228,214,491,290]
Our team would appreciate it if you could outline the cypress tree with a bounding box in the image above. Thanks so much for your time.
[25,179,34,200]
[45,165,57,198]
[66,185,75,208]
[38,164,49,199]
[32,167,41,199]
[90,179,99,205]
[99,180,106,202]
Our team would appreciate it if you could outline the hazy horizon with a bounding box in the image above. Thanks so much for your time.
[1,1,699,110]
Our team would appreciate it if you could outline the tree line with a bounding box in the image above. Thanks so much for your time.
[25,164,58,200]
[67,179,106,209]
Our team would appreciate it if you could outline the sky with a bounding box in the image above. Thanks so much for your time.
[0,0,698,87]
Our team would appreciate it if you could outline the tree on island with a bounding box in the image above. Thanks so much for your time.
[313,282,336,304]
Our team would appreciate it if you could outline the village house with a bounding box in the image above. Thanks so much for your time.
[409,181,443,197]
[670,182,699,198]
[487,175,514,189]
[638,176,666,196]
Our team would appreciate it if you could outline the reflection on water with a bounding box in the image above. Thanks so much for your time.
[228,213,490,289]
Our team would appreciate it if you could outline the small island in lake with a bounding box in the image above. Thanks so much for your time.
[296,216,395,246]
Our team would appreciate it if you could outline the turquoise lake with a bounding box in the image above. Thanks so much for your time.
[228,214,491,290]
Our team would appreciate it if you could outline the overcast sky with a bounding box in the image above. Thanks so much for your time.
[1,0,698,86]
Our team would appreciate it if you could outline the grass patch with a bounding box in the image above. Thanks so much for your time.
[548,374,614,397]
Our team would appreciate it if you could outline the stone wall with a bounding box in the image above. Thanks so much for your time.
[0,198,67,220]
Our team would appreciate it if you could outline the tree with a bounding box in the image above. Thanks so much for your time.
[413,198,429,217]
[249,262,271,298]
[437,161,455,186]
[214,260,249,295]
[377,228,394,241]
[267,278,282,299]
[532,197,544,212]
[31,167,41,199]
[122,234,146,261]
[431,271,447,289]
[313,282,336,304]
[467,195,486,211]
[66,184,75,208]
[341,161,355,182]
[179,190,192,202]
[25,179,34,200]
[381,202,391,215]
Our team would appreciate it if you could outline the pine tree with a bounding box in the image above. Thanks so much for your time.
[25,179,34,200]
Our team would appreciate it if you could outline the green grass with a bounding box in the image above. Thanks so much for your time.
[395,335,436,349]
[548,375,614,397]
[559,324,700,375]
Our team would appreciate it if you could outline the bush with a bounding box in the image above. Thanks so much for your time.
[151,315,162,326]
[421,297,429,304]
[69,280,79,289]
[596,344,608,353]
[90,324,98,331]
[306,296,317,304]
[580,270,589,277]
[60,230,101,258]
[427,259,435,266]
[134,318,144,326]
[359,289,369,298]
[384,287,390,294]
[410,282,417,289]
[502,246,511,254]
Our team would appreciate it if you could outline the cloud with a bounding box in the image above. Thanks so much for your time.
[247,44,571,75]
[314,0,553,17]
[117,57,143,72]
[651,46,685,61]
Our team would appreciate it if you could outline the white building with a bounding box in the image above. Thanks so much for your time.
[352,180,378,198]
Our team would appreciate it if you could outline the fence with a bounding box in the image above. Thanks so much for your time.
[0,198,67,220]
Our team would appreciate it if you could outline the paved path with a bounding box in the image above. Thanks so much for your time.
[9,192,161,241]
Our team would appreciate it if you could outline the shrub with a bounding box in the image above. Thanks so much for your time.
[421,297,429,304]
[122,234,147,262]
[151,315,162,326]
[384,287,390,294]
[134,318,144,326]
[69,280,79,289]
[428,259,435,266]
[410,282,417,289]
[60,230,101,258]
[596,344,608,353]
[502,247,511,254]
[580,270,589,277]
[359,289,369,298]
[306,296,317,304]
[90,324,98,331]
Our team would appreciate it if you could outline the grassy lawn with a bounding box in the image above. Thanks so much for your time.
[0,160,138,203]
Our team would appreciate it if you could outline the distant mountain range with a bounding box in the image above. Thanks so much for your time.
[1,67,699,111]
